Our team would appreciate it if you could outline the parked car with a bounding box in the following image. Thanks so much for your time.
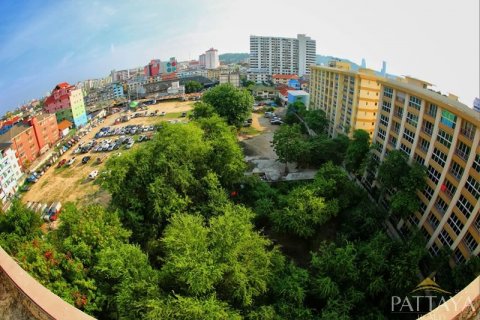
[82,156,91,164]
[270,119,283,125]
[66,157,76,166]
[181,112,187,117]
[126,141,135,149]
[57,159,67,168]
[88,170,99,179]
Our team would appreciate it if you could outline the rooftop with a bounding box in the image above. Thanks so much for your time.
[272,74,299,80]
[0,124,31,144]
[57,119,73,131]
[288,90,309,96]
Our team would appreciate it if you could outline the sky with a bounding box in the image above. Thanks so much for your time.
[0,0,478,113]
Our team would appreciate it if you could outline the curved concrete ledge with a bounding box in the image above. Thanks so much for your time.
[0,246,95,320]
[420,276,480,320]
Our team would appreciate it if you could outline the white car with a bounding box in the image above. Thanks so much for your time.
[66,157,76,166]
[88,170,98,179]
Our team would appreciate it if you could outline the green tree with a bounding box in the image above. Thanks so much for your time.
[185,80,203,93]
[190,101,216,120]
[102,121,245,246]
[345,129,370,174]
[272,124,309,172]
[160,205,274,308]
[202,83,254,126]
[146,295,242,320]
[377,150,410,190]
[304,109,328,134]
[94,243,161,320]
[307,134,349,166]
[271,186,339,238]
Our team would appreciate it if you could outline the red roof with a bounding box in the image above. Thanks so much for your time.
[55,82,70,89]
[272,74,299,80]
[57,120,73,131]
[44,95,55,106]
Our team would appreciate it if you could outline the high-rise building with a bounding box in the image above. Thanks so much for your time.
[249,34,316,79]
[44,83,88,127]
[310,61,382,137]
[205,48,220,69]
[370,76,480,264]
[0,114,60,168]
[199,54,206,67]
[144,59,161,77]
[0,143,22,210]
[474,97,480,112]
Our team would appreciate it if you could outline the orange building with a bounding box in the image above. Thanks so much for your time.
[0,114,59,168]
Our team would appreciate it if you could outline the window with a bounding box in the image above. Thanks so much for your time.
[422,226,431,241]
[388,135,398,147]
[382,100,392,113]
[439,229,454,247]
[435,196,449,214]
[378,128,386,140]
[403,128,415,144]
[395,107,404,118]
[400,143,411,156]
[409,95,422,110]
[440,110,457,128]
[419,138,430,152]
[454,249,466,264]
[379,114,389,127]
[429,243,440,256]
[464,232,478,253]
[419,201,428,214]
[408,214,420,227]
[441,179,457,198]
[449,161,464,180]
[460,120,476,140]
[414,153,425,165]
[437,129,453,148]
[432,148,448,167]
[455,141,471,161]
[456,195,474,219]
[428,213,440,230]
[428,165,442,184]
[426,103,438,117]
[392,121,401,133]
[422,120,434,135]
[465,176,480,199]
[423,185,435,199]
[384,87,393,98]
[447,214,464,236]
[406,112,419,127]
[473,154,480,173]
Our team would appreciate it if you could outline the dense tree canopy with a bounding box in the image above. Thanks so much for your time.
[184,80,203,94]
[345,129,370,174]
[202,83,254,126]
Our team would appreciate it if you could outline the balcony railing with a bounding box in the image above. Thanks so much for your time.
[455,148,469,161]
[422,126,433,136]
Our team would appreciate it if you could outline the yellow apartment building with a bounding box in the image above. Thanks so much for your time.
[371,76,480,264]
[310,61,383,137]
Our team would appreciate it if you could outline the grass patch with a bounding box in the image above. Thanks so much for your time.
[164,111,190,119]
[239,126,261,136]
[40,180,49,188]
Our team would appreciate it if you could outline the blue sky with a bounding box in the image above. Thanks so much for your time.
[0,0,478,113]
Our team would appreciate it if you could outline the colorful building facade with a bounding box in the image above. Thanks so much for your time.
[369,76,480,264]
[0,114,59,168]
[0,143,23,208]
[44,82,88,127]
[310,62,382,137]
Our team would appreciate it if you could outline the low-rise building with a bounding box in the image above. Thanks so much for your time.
[288,90,310,106]
[247,72,271,83]
[167,81,185,95]
[0,114,59,169]
[57,120,73,138]
[272,74,299,85]
[44,82,88,127]
[0,143,23,209]
[219,72,241,87]
[252,85,277,100]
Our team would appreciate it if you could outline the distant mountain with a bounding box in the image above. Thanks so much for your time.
[316,55,360,71]
[219,53,249,64]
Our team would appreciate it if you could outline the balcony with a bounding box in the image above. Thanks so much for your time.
[455,148,469,161]
[422,126,433,136]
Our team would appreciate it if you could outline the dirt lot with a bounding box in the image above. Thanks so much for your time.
[21,100,194,206]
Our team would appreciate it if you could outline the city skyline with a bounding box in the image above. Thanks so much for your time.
[0,0,478,112]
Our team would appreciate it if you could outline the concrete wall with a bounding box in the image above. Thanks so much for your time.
[0,247,95,320]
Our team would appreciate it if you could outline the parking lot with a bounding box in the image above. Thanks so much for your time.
[21,100,194,206]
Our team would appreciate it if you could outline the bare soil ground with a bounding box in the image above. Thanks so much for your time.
[21,100,194,206]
